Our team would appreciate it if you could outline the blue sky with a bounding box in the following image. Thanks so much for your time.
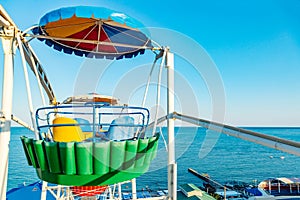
[1,0,300,126]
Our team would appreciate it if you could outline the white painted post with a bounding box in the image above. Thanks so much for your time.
[131,178,137,200]
[0,35,14,200]
[166,49,177,200]
[41,181,48,200]
[118,183,122,200]
[109,186,113,200]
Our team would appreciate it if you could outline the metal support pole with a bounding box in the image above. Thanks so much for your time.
[166,49,177,200]
[41,181,47,200]
[26,45,47,107]
[109,186,113,200]
[152,50,166,136]
[0,35,14,200]
[118,183,122,200]
[16,35,38,139]
[131,178,137,200]
[17,34,50,200]
[11,114,34,131]
[57,185,62,199]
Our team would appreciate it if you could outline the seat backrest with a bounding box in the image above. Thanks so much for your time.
[74,118,92,132]
[52,117,85,142]
[73,118,94,140]
[108,116,136,140]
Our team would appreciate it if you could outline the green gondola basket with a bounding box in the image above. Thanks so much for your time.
[20,134,159,186]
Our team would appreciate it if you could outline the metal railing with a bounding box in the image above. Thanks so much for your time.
[35,104,150,140]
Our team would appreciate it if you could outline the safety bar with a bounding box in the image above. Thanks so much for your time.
[35,104,150,139]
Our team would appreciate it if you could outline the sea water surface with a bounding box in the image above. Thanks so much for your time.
[7,127,300,191]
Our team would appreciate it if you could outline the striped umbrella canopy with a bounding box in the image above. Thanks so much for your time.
[32,6,153,59]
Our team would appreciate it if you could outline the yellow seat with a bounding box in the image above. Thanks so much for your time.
[53,117,91,142]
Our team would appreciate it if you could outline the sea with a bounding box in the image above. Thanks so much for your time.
[7,126,300,191]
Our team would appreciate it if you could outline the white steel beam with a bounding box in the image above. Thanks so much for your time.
[166,49,177,200]
[175,112,300,156]
[0,35,14,200]
[149,112,300,156]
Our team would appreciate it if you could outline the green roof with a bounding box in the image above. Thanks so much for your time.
[178,184,216,200]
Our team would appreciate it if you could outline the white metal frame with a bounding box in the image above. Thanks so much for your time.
[1,4,300,200]
[165,49,176,200]
[0,6,55,200]
[0,11,15,199]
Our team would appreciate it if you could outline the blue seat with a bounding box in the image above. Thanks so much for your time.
[74,118,92,132]
[108,116,137,140]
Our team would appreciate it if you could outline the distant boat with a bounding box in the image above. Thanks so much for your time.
[246,187,275,200]
[258,177,300,196]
